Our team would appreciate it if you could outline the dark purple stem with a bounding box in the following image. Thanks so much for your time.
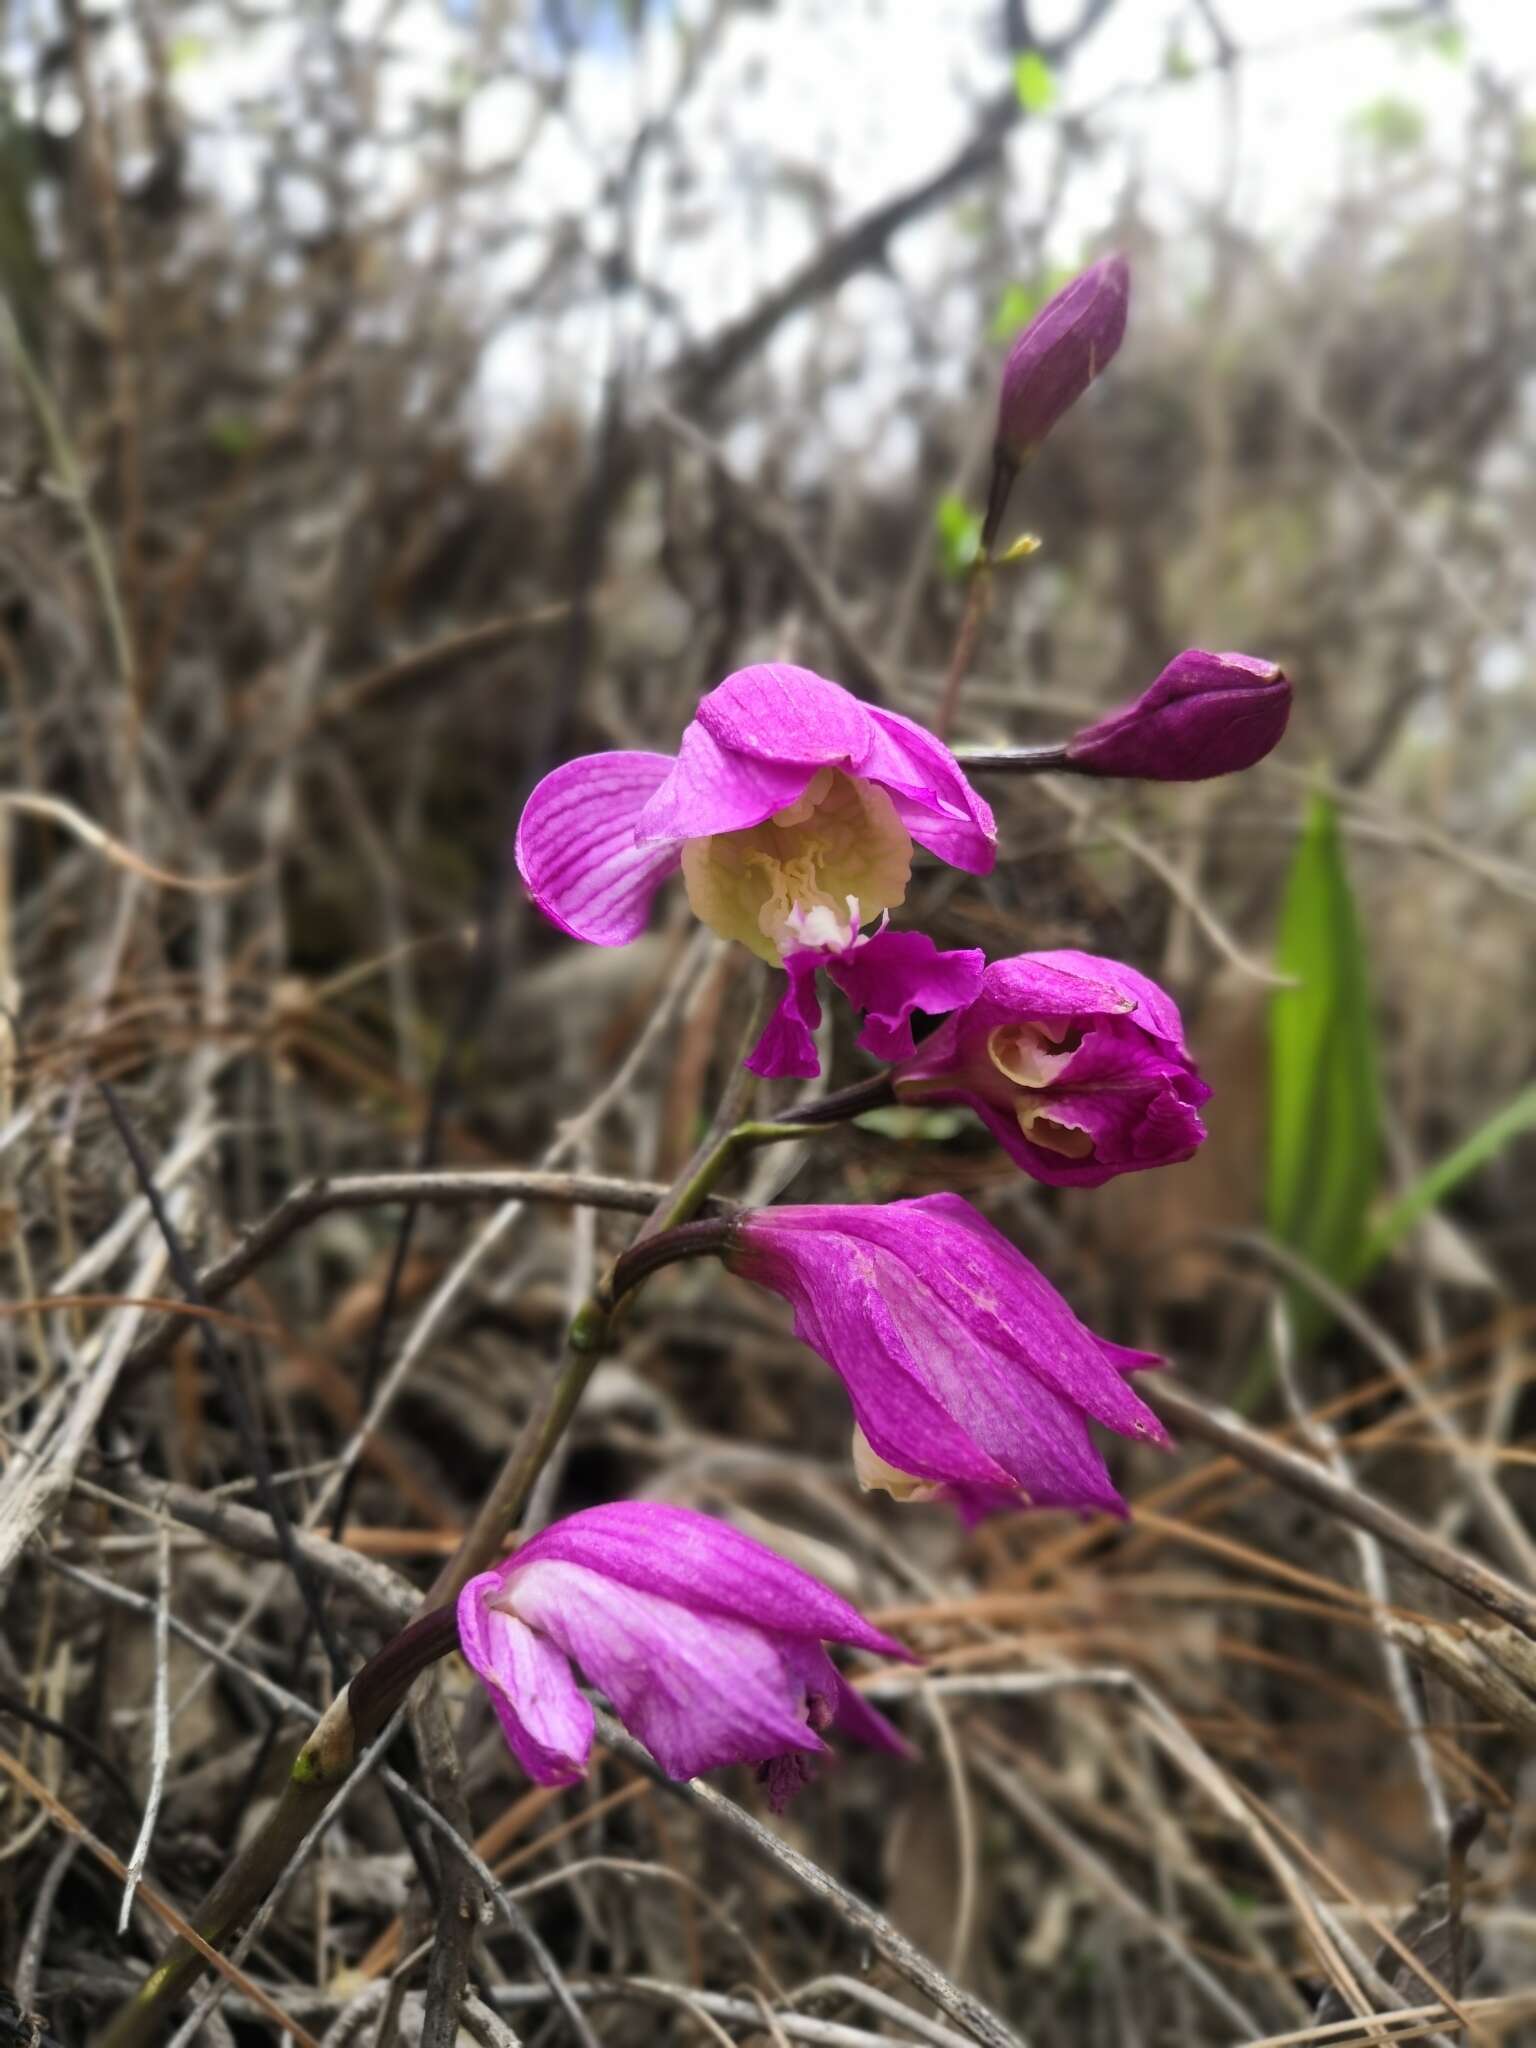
[773,1070,898,1127]
[605,1215,736,1305]
[952,742,1078,774]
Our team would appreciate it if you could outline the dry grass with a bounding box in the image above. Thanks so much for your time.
[1,4,1534,2043]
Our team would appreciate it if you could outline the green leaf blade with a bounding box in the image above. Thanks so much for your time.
[1267,794,1380,1329]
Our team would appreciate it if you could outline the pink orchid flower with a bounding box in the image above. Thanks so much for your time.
[892,950,1210,1188]
[458,1502,913,1809]
[728,1193,1169,1521]
[514,663,994,1074]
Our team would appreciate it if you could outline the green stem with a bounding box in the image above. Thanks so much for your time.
[648,1117,826,1237]
[933,558,992,741]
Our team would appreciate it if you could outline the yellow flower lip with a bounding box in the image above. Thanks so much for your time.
[851,1425,947,1505]
[1015,1105,1094,1159]
[679,768,913,963]
[987,1023,1095,1159]
[986,1020,1083,1089]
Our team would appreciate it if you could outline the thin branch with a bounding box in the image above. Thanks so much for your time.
[1151,1380,1536,1639]
[593,1712,1026,2048]
[116,1520,172,1932]
[119,1168,711,1380]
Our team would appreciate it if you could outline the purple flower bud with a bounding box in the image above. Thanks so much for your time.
[1065,649,1291,781]
[728,1193,1169,1522]
[996,254,1130,465]
[892,950,1210,1188]
[458,1503,913,1808]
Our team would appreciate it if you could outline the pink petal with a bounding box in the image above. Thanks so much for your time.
[744,953,823,1079]
[1098,1337,1165,1377]
[826,1666,915,1758]
[515,1502,911,1661]
[694,663,875,766]
[510,1559,826,1782]
[863,1195,1171,1446]
[638,665,996,875]
[515,751,681,946]
[861,704,997,874]
[457,1571,593,1785]
[733,1216,1123,1511]
[1023,948,1190,1053]
[636,715,821,844]
[740,1197,1169,1492]
[826,929,984,1063]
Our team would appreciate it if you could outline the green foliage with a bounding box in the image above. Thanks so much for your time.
[1353,96,1428,156]
[1163,35,1197,82]
[1368,8,1466,64]
[168,32,209,71]
[1359,1082,1536,1278]
[1013,51,1057,115]
[990,281,1037,341]
[209,414,257,457]
[934,492,982,579]
[1425,23,1467,63]
[1267,795,1380,1327]
[855,1106,966,1142]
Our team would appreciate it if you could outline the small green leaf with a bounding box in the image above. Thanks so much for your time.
[1426,23,1466,63]
[209,414,257,457]
[168,32,209,71]
[934,492,982,580]
[1359,1082,1536,1279]
[1163,35,1197,82]
[1013,51,1057,115]
[856,1106,966,1142]
[990,265,1075,343]
[1353,96,1427,155]
[1267,794,1380,1336]
[990,281,1037,342]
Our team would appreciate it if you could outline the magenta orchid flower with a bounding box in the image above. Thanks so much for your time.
[890,949,1209,1188]
[514,664,995,1073]
[727,1193,1169,1521]
[1064,649,1291,781]
[457,1502,913,1809]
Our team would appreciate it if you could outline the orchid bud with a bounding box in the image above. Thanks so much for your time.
[984,253,1130,550]
[1064,649,1291,781]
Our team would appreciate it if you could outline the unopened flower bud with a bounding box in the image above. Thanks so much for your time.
[1065,649,1291,781]
[996,254,1130,465]
[984,253,1130,550]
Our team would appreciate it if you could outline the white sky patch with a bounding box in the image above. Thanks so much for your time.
[7,0,1533,447]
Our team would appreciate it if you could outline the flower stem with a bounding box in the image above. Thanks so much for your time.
[775,1070,897,1127]
[934,558,992,741]
[949,742,1073,774]
[647,1116,826,1237]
